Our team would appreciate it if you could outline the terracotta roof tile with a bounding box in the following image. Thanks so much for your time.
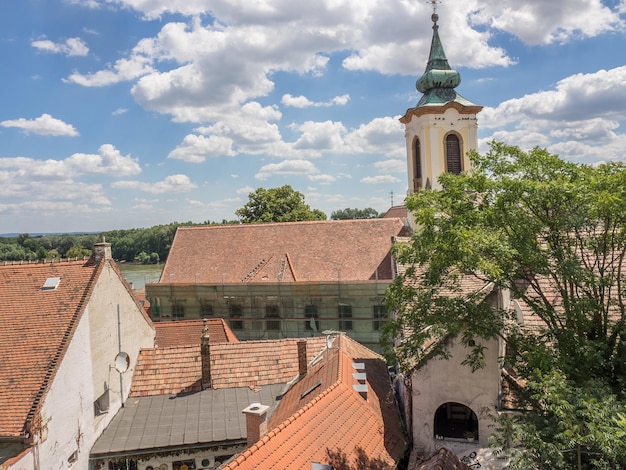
[158,219,409,284]
[415,447,472,469]
[129,337,327,397]
[223,335,405,470]
[154,319,238,348]
[0,259,99,437]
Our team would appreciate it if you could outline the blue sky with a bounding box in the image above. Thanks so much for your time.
[1,0,625,234]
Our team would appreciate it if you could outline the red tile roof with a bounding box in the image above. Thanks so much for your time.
[0,259,100,438]
[158,219,409,284]
[154,319,238,347]
[223,334,406,469]
[129,337,327,397]
[383,205,409,221]
[414,447,472,469]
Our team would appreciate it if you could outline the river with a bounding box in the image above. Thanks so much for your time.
[118,263,163,290]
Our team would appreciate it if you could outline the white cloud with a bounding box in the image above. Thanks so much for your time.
[291,121,348,154]
[373,159,406,173]
[281,93,350,108]
[255,159,320,180]
[112,174,197,194]
[168,134,236,162]
[308,174,336,184]
[112,108,128,115]
[236,186,254,196]
[360,175,401,184]
[0,114,79,136]
[31,37,89,56]
[480,65,626,163]
[345,116,404,157]
[470,0,624,45]
[0,145,140,178]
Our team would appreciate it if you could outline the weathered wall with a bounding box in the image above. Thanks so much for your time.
[411,335,502,456]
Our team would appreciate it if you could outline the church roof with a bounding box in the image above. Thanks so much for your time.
[157,218,409,285]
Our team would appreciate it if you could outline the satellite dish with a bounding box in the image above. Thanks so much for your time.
[114,352,130,373]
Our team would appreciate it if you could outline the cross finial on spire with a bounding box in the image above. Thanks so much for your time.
[429,0,441,24]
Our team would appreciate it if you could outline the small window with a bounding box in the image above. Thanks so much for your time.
[42,276,61,291]
[229,305,243,330]
[94,389,110,416]
[305,304,320,331]
[68,450,78,465]
[373,305,387,331]
[172,304,185,319]
[338,304,353,330]
[199,300,213,318]
[266,305,281,331]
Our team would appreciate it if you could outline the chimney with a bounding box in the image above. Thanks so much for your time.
[93,237,112,263]
[352,362,368,401]
[201,319,211,389]
[242,403,270,446]
[297,340,307,376]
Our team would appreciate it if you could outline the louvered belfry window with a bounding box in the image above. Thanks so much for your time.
[414,138,422,179]
[445,134,462,174]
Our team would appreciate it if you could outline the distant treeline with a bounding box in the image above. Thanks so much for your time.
[0,220,234,264]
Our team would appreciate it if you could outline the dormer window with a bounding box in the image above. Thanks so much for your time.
[42,277,61,291]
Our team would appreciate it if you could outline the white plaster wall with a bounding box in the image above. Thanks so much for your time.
[411,335,502,456]
[87,261,155,423]
[35,302,96,469]
[28,260,154,469]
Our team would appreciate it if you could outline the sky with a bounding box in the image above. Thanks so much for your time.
[1,0,626,234]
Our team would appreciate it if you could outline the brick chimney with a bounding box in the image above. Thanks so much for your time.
[201,319,211,389]
[93,238,112,263]
[297,340,307,376]
[242,403,270,446]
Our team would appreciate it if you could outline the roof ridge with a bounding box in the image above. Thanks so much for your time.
[177,218,403,231]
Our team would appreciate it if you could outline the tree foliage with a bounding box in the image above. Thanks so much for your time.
[330,207,382,220]
[235,185,326,223]
[384,142,626,468]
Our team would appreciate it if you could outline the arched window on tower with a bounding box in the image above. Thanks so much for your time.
[413,137,422,191]
[434,402,479,441]
[445,134,462,174]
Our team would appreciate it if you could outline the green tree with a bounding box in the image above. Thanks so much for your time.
[236,185,326,223]
[385,142,626,469]
[330,207,382,220]
[65,245,92,259]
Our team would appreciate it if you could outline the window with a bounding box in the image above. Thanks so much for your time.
[373,305,387,331]
[305,304,320,331]
[229,305,243,330]
[149,298,160,318]
[338,304,353,330]
[266,305,281,331]
[199,300,213,318]
[414,137,422,190]
[94,389,110,416]
[445,134,462,174]
[434,402,479,441]
[171,304,185,319]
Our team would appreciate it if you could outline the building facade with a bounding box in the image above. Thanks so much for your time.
[146,219,410,351]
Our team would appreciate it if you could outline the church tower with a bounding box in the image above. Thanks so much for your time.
[400,9,482,194]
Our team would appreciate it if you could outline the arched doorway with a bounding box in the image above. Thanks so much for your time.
[434,402,479,441]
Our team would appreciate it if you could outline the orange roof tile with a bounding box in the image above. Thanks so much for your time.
[223,335,405,469]
[129,337,327,397]
[0,259,100,438]
[154,319,238,348]
[158,219,409,284]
